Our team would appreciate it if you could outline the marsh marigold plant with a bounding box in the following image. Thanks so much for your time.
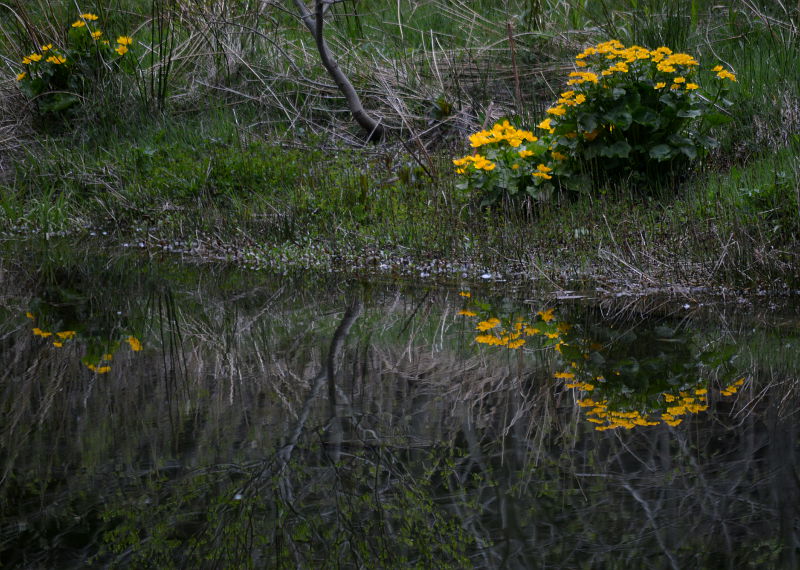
[454,40,737,201]
[15,13,134,114]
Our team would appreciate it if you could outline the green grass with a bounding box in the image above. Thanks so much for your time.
[1,0,799,289]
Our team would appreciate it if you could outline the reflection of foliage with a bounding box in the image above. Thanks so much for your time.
[458,291,562,350]
[458,294,746,430]
[25,310,143,373]
[95,443,473,568]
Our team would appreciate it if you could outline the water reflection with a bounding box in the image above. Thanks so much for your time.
[457,293,747,431]
[1,242,799,568]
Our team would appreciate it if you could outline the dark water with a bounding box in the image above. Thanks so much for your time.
[1,240,799,568]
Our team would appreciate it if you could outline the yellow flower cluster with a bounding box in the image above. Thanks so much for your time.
[556,91,585,107]
[115,35,134,56]
[566,71,599,86]
[459,305,560,350]
[468,120,537,148]
[569,40,732,95]
[721,377,744,396]
[127,336,143,352]
[86,362,112,374]
[452,154,496,173]
[712,65,737,82]
[587,404,662,430]
[30,314,78,349]
[532,164,553,180]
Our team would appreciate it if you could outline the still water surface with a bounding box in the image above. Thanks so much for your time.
[1,241,799,568]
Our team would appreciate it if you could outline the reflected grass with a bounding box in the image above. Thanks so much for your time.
[1,234,800,567]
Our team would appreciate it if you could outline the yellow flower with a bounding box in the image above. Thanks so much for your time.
[28,53,43,62]
[518,149,534,158]
[555,371,575,380]
[46,55,66,64]
[53,341,63,348]
[711,65,723,72]
[536,164,552,173]
[116,36,134,46]
[81,13,99,20]
[458,291,471,297]
[32,328,52,338]
[96,366,111,374]
[537,308,555,322]
[127,336,143,351]
[56,330,76,339]
[26,311,35,319]
[41,43,53,51]
[546,106,566,116]
[458,310,478,317]
[91,30,103,40]
[537,118,554,133]
[507,339,525,349]
[685,83,699,90]
[551,151,567,161]
[476,318,501,331]
[115,45,128,56]
[673,76,686,83]
[16,72,26,81]
[72,20,86,27]
[716,70,736,81]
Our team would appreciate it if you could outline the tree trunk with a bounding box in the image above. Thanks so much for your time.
[292,0,386,142]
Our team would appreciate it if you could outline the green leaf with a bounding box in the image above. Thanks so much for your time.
[632,107,661,128]
[703,112,732,127]
[39,93,79,113]
[679,145,697,160]
[603,108,633,130]
[659,93,677,110]
[668,134,693,147]
[694,134,719,149]
[649,144,673,161]
[599,140,631,158]
[676,108,702,118]
[577,113,598,133]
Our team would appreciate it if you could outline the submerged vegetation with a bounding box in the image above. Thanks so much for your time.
[1,0,799,288]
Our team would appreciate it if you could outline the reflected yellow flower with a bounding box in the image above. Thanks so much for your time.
[537,308,555,322]
[127,336,143,351]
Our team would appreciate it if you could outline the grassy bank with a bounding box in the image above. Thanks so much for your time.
[0,0,798,290]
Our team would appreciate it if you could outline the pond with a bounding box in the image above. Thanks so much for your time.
[1,239,799,568]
